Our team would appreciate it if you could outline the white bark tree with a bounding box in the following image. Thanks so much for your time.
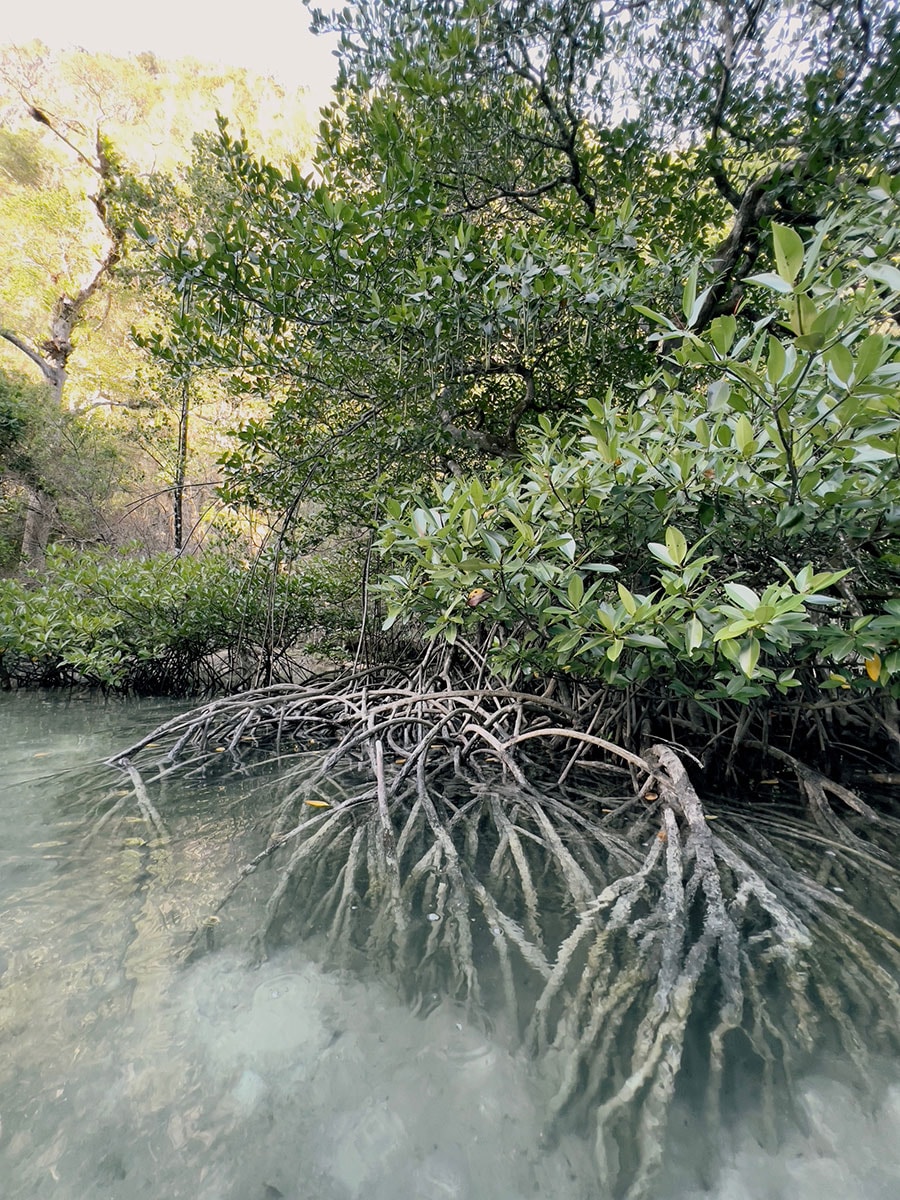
[0,107,123,567]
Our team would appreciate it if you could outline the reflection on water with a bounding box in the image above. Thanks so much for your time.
[0,691,898,1199]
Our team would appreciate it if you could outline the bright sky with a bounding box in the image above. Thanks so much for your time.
[2,0,339,112]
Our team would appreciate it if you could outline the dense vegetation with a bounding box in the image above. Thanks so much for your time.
[3,6,899,716]
[123,0,900,734]
[3,7,899,1197]
[0,41,314,578]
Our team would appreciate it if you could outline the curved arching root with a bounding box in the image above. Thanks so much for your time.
[105,669,900,1200]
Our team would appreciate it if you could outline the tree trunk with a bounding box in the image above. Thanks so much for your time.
[20,484,56,571]
[173,377,190,551]
[0,108,124,570]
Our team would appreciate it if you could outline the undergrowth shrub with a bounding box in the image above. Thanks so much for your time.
[0,544,357,693]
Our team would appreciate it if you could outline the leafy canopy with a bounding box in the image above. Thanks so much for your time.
[137,1,899,702]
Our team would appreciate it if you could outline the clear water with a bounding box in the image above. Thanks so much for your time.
[1,691,898,1200]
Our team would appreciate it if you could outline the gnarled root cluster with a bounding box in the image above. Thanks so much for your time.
[107,669,900,1200]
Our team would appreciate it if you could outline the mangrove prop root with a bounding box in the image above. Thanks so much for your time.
[107,670,900,1200]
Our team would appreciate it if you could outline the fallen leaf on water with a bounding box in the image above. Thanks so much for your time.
[33,752,50,758]
[305,799,330,808]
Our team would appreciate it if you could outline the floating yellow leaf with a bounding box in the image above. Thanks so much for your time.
[305,799,331,808]
[33,752,49,758]
[865,656,882,682]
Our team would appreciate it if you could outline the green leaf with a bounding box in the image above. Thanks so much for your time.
[707,379,731,410]
[567,573,584,608]
[617,583,637,615]
[632,304,675,328]
[739,638,760,677]
[724,582,761,610]
[734,415,754,455]
[864,262,900,293]
[714,619,756,642]
[665,526,688,567]
[682,262,698,323]
[715,624,758,643]
[688,286,713,329]
[647,542,677,568]
[794,332,825,351]
[826,344,854,384]
[687,616,704,653]
[709,315,736,355]
[772,222,805,285]
[775,505,808,533]
[557,534,577,561]
[854,334,884,382]
[767,336,786,384]
[481,530,503,561]
[746,271,794,295]
[788,294,818,336]
[625,633,667,649]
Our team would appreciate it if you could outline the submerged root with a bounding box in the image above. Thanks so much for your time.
[107,670,900,1200]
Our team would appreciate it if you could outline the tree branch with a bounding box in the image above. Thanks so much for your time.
[0,329,57,385]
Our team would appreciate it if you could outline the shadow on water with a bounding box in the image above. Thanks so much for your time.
[1,691,898,1199]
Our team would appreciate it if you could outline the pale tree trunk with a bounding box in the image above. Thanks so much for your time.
[20,486,57,571]
[0,333,64,568]
[173,377,190,551]
[0,109,122,570]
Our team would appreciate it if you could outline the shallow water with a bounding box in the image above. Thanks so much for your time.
[1,691,898,1199]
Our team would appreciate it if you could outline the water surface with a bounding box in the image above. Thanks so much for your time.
[1,691,897,1199]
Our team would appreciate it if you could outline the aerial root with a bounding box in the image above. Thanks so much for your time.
[117,759,169,840]
[107,671,900,1200]
[747,739,881,829]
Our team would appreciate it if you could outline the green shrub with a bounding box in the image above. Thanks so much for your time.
[0,544,358,693]
[377,186,900,704]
